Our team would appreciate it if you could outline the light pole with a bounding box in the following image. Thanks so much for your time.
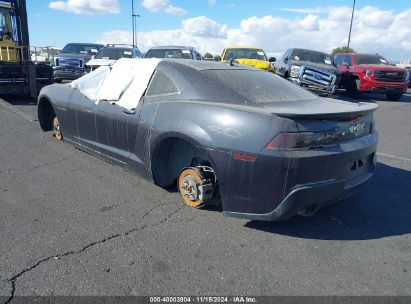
[131,0,140,47]
[346,0,356,53]
[134,13,141,47]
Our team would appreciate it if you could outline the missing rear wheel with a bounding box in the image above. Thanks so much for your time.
[178,167,216,208]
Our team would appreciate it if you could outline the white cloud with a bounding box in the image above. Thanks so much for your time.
[96,6,411,61]
[299,14,319,31]
[142,0,186,15]
[328,6,352,22]
[182,16,228,38]
[49,0,120,14]
[281,7,333,14]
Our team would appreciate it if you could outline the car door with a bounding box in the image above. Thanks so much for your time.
[70,88,99,149]
[337,55,352,84]
[94,100,141,165]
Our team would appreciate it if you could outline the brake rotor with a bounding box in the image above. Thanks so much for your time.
[178,168,204,207]
[53,116,63,140]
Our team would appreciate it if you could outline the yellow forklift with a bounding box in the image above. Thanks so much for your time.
[0,0,53,98]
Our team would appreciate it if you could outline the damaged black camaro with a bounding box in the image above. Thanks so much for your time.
[37,59,378,221]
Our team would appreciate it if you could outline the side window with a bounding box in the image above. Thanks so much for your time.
[345,55,352,66]
[284,49,291,62]
[334,55,343,65]
[342,55,352,66]
[146,70,180,97]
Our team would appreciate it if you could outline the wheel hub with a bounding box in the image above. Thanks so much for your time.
[180,175,198,201]
[178,167,215,208]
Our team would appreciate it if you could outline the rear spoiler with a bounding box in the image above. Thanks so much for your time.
[268,99,378,120]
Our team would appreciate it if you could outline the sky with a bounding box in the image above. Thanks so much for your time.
[27,0,411,62]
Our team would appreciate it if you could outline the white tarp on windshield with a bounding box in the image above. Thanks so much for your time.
[70,58,161,110]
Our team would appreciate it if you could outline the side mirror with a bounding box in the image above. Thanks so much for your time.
[91,55,95,59]
[283,56,289,63]
[214,55,221,62]
[269,57,276,63]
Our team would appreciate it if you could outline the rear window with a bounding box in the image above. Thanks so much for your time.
[202,69,317,103]
[355,54,390,65]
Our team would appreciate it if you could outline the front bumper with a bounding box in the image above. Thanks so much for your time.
[53,67,86,80]
[290,65,339,95]
[359,81,407,94]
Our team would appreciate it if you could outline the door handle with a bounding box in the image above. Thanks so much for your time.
[122,108,135,115]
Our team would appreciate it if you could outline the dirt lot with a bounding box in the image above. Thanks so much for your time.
[0,90,410,303]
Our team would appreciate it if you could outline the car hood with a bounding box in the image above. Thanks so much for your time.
[289,60,339,74]
[355,64,405,72]
[233,58,272,70]
[85,58,116,67]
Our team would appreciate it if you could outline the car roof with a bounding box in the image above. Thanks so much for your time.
[290,48,329,55]
[157,59,254,71]
[224,46,263,50]
[66,43,104,46]
[101,46,137,50]
[148,46,194,50]
[105,44,136,49]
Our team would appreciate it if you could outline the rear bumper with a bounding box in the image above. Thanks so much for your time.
[224,163,374,221]
[219,132,378,221]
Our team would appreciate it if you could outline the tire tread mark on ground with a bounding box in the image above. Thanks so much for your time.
[4,202,184,304]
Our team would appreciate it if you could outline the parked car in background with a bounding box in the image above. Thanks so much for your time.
[405,67,411,88]
[276,48,339,95]
[85,44,142,72]
[144,46,202,60]
[53,43,104,82]
[334,53,408,101]
[216,46,275,73]
[38,58,377,221]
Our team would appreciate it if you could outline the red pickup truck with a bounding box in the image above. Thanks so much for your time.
[334,53,407,101]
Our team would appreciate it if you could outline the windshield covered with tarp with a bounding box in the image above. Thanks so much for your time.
[355,54,390,65]
[290,49,333,65]
[61,44,103,54]
[70,58,161,110]
[95,48,135,60]
[223,48,268,61]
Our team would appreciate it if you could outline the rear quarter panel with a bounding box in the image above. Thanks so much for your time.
[134,98,293,212]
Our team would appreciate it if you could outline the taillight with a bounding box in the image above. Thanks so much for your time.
[265,132,335,150]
